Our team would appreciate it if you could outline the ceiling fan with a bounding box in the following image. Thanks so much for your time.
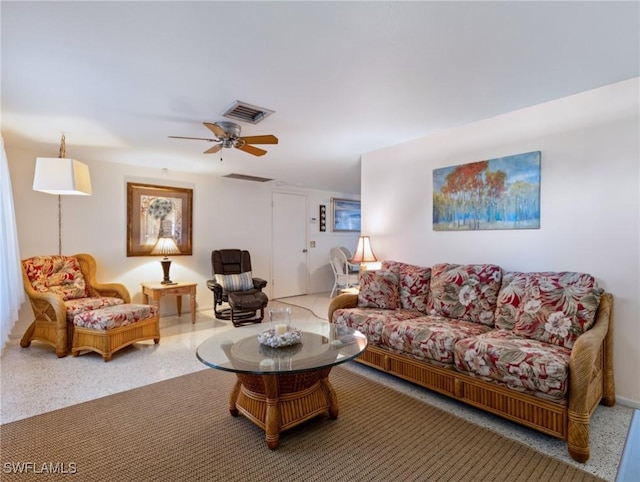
[169,121,278,157]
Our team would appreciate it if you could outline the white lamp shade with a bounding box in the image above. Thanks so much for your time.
[351,236,378,263]
[33,157,92,195]
[150,236,180,256]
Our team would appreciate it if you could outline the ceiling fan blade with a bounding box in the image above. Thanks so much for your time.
[236,143,267,157]
[239,135,278,145]
[203,122,226,138]
[169,135,216,142]
[204,144,223,154]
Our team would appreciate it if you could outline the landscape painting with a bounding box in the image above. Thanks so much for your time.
[433,151,541,231]
[331,198,361,232]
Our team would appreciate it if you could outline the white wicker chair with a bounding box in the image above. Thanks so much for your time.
[329,247,359,297]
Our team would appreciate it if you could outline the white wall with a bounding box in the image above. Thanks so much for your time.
[361,78,640,406]
[7,147,359,339]
[305,192,362,293]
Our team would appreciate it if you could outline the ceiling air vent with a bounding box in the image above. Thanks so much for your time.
[222,100,274,124]
[223,173,273,183]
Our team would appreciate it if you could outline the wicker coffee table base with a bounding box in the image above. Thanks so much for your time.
[231,367,338,449]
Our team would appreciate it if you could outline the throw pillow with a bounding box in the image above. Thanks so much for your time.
[427,263,502,326]
[23,255,88,301]
[382,260,431,313]
[357,270,400,310]
[216,272,253,292]
[512,272,604,349]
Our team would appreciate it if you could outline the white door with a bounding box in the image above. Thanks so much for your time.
[272,192,308,298]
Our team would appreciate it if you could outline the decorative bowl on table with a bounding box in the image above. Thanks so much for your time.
[258,327,302,348]
[259,341,303,358]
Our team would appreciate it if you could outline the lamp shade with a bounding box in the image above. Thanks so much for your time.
[33,157,92,195]
[150,236,180,257]
[351,236,377,263]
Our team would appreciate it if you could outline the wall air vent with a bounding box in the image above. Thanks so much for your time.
[222,100,275,124]
[223,173,273,183]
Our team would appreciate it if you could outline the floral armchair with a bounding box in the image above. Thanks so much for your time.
[20,254,130,357]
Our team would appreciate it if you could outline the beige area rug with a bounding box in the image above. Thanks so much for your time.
[0,367,603,482]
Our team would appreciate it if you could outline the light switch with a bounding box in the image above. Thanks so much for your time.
[310,241,316,248]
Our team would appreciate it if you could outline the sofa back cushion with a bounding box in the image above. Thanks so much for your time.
[512,272,603,349]
[23,255,88,301]
[427,263,502,326]
[357,270,400,310]
[494,271,529,330]
[382,260,431,313]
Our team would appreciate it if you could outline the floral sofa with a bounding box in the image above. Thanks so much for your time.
[328,261,614,463]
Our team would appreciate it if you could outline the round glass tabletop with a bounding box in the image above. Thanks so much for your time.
[196,319,367,375]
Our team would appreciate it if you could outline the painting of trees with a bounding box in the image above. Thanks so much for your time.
[433,151,540,230]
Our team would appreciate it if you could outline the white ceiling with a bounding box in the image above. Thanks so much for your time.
[2,1,638,194]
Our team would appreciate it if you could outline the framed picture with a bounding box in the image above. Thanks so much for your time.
[331,198,361,232]
[127,182,193,256]
[433,151,541,231]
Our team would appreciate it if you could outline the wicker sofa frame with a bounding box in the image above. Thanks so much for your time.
[328,292,615,463]
[21,253,132,358]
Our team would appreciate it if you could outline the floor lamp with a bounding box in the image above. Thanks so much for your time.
[32,135,92,255]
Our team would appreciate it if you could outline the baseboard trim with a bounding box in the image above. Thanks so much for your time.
[617,396,640,410]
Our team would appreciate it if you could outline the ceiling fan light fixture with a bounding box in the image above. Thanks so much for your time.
[216,121,241,138]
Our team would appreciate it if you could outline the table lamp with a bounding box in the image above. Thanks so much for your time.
[351,235,378,271]
[151,221,180,285]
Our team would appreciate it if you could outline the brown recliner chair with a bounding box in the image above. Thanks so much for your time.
[206,249,268,327]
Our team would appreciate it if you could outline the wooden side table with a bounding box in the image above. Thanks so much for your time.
[141,281,197,323]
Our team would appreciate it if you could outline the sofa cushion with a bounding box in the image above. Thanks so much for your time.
[494,271,529,330]
[23,255,89,301]
[73,303,158,330]
[332,307,423,345]
[65,297,125,322]
[357,270,400,310]
[512,272,603,349]
[382,260,431,313]
[381,315,492,366]
[454,330,571,402]
[427,263,502,326]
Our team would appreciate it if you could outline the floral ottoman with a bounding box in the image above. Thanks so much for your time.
[71,304,160,361]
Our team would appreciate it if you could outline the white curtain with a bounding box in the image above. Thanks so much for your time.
[0,137,24,354]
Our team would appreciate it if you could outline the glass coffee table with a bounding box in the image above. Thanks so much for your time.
[196,319,367,449]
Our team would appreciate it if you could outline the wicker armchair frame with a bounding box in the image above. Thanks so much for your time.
[328,292,615,463]
[20,253,130,358]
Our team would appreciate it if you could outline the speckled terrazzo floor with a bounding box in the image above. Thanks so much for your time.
[1,294,633,482]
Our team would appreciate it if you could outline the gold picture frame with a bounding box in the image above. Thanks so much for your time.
[127,182,193,256]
